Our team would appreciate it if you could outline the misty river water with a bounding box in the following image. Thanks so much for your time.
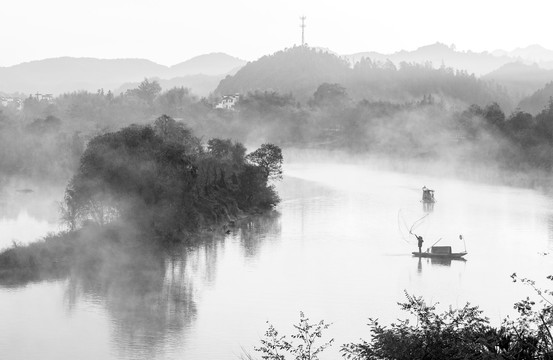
[0,161,552,359]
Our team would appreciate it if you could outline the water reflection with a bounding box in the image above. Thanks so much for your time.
[416,255,467,274]
[431,257,466,266]
[62,242,194,359]
[55,213,281,359]
[0,178,63,248]
[237,211,281,259]
[0,180,62,222]
[422,202,434,213]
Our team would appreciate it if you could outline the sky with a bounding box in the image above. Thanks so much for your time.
[1,0,552,67]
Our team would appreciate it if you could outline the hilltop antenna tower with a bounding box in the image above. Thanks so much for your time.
[300,16,306,46]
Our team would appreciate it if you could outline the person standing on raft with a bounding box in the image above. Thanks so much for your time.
[414,233,424,253]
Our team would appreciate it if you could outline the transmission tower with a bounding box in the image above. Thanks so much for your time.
[300,16,306,46]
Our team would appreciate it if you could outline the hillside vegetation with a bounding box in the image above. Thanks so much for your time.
[216,46,512,109]
[518,82,553,114]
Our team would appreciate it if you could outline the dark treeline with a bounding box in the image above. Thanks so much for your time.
[3,79,553,185]
[0,107,84,181]
[0,80,201,181]
[2,73,553,186]
[0,48,549,187]
[62,115,282,239]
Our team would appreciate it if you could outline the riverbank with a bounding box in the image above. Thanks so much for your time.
[0,209,269,285]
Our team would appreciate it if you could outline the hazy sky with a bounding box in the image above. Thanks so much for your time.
[1,0,551,67]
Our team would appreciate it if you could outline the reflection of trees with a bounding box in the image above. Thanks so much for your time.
[0,210,282,358]
[237,211,281,259]
[183,233,225,287]
[59,213,281,359]
[64,241,198,359]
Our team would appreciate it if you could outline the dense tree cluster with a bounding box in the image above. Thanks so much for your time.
[62,115,281,242]
[519,83,553,114]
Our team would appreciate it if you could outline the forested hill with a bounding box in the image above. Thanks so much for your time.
[214,46,513,109]
[518,81,553,114]
[482,62,553,102]
[215,47,351,103]
[166,53,246,78]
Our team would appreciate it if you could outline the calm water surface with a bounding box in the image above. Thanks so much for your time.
[0,162,552,360]
[0,178,62,249]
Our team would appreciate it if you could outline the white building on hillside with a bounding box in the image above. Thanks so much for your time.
[215,94,240,110]
[0,96,23,110]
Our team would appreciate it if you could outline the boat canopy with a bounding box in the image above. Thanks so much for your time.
[430,246,451,255]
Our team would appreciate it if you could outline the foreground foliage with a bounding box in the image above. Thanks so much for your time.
[255,276,553,360]
[342,293,493,359]
[255,312,334,360]
[340,280,553,360]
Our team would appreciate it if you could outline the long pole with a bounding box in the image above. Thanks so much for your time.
[430,238,442,248]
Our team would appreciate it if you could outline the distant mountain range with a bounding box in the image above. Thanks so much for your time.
[345,43,507,76]
[492,44,553,64]
[345,43,553,76]
[4,43,553,102]
[0,53,246,95]
[482,62,553,100]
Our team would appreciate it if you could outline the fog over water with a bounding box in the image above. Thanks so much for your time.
[0,179,63,249]
[0,160,552,359]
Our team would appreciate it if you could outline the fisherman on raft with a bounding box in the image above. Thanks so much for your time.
[413,233,424,253]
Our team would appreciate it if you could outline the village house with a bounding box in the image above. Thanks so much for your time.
[0,96,23,110]
[32,93,55,103]
[215,94,240,110]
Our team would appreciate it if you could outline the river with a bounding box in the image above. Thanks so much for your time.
[0,162,552,359]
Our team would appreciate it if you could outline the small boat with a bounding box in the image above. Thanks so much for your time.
[412,246,467,259]
[421,186,435,203]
